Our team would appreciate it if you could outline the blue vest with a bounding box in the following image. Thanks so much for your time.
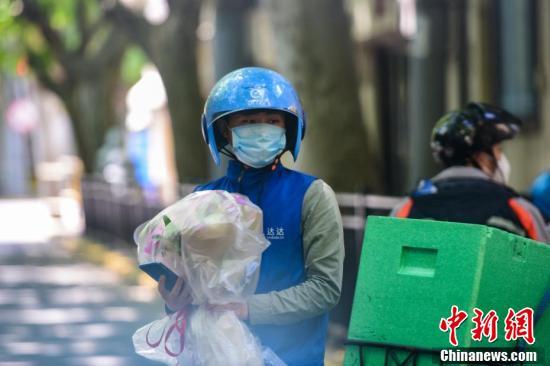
[195,160,329,366]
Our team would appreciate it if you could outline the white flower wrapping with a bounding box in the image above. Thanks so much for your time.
[132,190,285,366]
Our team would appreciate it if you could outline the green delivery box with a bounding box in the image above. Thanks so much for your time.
[344,216,550,365]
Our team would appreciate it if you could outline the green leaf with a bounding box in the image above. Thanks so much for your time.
[120,45,148,85]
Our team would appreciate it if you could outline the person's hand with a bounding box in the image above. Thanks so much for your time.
[158,275,191,312]
[207,302,249,320]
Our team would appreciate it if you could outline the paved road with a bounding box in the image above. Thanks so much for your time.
[0,200,165,366]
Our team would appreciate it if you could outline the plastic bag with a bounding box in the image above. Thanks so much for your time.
[181,306,263,366]
[132,310,187,366]
[133,190,285,366]
[133,307,285,366]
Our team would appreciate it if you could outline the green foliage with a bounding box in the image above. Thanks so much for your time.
[0,0,119,76]
[49,2,80,50]
[36,0,101,52]
[120,45,148,86]
[0,1,59,75]
[0,0,25,73]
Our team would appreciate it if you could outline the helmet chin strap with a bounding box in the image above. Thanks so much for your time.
[485,149,506,183]
[270,154,283,171]
[219,146,238,161]
[491,155,508,184]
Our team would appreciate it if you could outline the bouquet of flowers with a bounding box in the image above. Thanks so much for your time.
[132,190,284,366]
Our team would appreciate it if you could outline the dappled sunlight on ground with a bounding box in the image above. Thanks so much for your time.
[0,199,56,244]
[0,199,163,365]
[0,198,83,244]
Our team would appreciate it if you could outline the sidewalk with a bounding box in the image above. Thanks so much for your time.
[0,199,162,365]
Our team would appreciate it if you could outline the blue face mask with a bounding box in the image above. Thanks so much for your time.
[231,124,286,168]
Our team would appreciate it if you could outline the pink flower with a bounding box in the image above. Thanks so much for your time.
[144,225,164,255]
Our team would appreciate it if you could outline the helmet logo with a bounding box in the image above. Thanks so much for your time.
[250,87,267,100]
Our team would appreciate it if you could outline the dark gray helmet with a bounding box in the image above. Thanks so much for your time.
[431,102,522,166]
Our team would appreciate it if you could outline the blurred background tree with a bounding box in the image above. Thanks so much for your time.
[264,0,380,192]
[0,0,127,173]
[0,0,548,194]
[103,0,208,183]
[212,0,254,79]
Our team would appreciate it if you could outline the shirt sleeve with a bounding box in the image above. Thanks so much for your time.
[389,197,412,217]
[509,197,550,244]
[247,179,345,325]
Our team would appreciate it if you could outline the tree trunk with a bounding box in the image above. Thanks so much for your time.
[210,0,254,178]
[19,1,128,175]
[264,0,377,192]
[406,0,448,189]
[104,0,209,183]
[213,0,253,78]
[149,21,208,183]
[153,49,208,183]
[63,65,121,173]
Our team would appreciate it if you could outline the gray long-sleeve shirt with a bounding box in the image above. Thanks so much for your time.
[247,179,345,325]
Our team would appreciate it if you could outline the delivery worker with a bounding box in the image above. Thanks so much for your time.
[159,67,345,366]
[391,102,549,243]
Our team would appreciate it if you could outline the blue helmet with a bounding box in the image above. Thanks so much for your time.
[201,67,305,165]
[531,171,550,219]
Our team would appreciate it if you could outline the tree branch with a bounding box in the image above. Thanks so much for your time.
[93,27,127,69]
[78,22,106,58]
[19,0,65,59]
[76,1,89,55]
[26,50,68,98]
[102,0,152,53]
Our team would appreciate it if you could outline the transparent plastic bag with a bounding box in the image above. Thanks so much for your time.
[133,190,285,366]
[134,307,286,366]
[134,190,267,301]
[133,310,187,366]
[181,306,263,366]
